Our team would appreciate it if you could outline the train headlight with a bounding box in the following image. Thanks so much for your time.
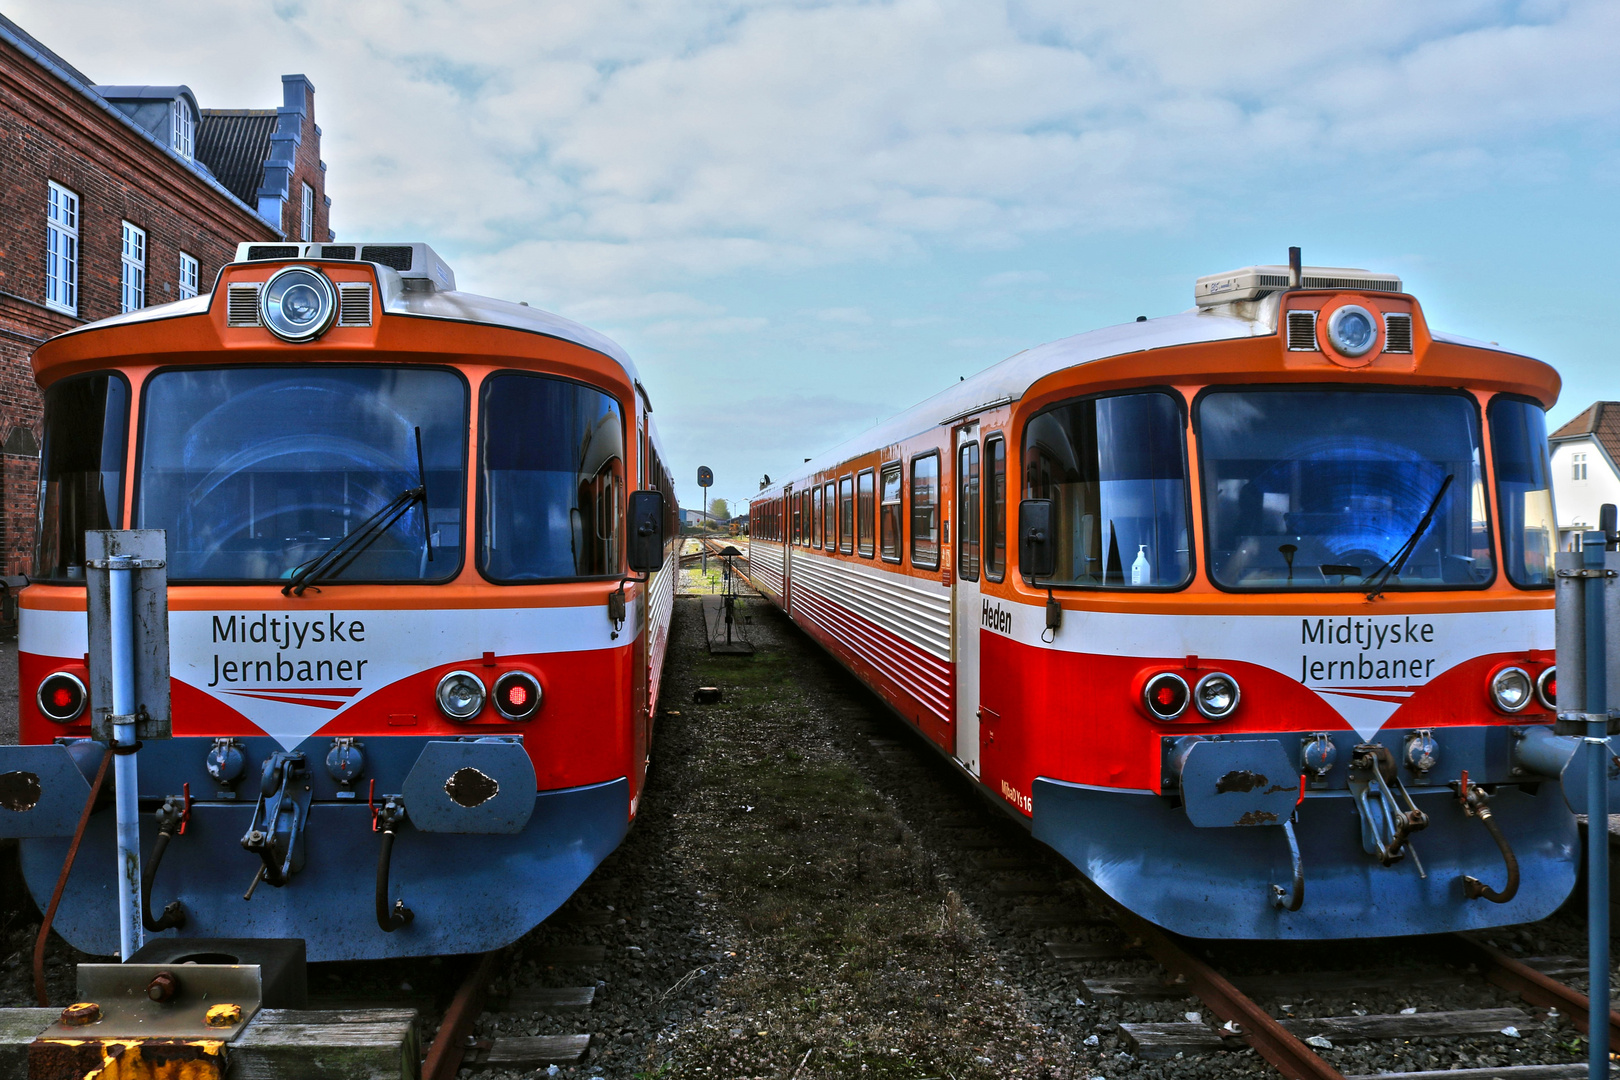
[1536,666,1556,711]
[261,266,337,343]
[37,672,86,723]
[1327,304,1378,358]
[493,671,542,721]
[1142,672,1190,721]
[436,670,486,721]
[1193,672,1241,720]
[1489,665,1533,714]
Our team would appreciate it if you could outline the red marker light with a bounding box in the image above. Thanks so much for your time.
[37,672,87,723]
[492,671,542,721]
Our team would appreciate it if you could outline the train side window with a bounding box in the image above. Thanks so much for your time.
[838,475,854,554]
[35,372,128,581]
[910,452,940,569]
[812,485,823,547]
[957,442,980,581]
[984,436,1006,581]
[857,469,876,557]
[879,463,902,563]
[480,372,622,580]
[824,482,836,551]
[792,491,801,543]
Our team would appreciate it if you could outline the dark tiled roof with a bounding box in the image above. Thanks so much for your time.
[1550,401,1620,465]
[197,110,276,207]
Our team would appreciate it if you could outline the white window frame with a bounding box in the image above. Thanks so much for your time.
[120,221,146,313]
[178,251,199,300]
[45,182,79,315]
[170,98,194,160]
[301,182,315,242]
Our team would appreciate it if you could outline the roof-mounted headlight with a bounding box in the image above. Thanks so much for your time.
[1326,304,1378,358]
[261,265,337,343]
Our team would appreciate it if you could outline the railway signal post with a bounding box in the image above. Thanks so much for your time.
[1556,507,1620,1080]
[85,530,172,960]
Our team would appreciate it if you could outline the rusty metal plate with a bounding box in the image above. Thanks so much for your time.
[0,744,92,839]
[1178,739,1301,828]
[402,738,535,833]
[39,963,260,1041]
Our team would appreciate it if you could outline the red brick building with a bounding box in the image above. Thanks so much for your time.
[0,13,333,576]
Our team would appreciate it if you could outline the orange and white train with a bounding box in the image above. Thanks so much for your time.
[753,255,1576,938]
[0,241,676,960]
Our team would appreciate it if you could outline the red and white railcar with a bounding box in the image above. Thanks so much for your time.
[752,259,1572,938]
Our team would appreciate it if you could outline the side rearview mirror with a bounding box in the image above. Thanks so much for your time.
[627,490,666,574]
[1019,498,1055,580]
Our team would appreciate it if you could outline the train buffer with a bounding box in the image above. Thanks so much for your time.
[4,941,419,1079]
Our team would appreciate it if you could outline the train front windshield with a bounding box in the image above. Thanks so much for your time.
[1199,389,1495,591]
[136,367,467,582]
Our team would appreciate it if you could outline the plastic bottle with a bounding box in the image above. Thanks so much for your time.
[1131,544,1152,586]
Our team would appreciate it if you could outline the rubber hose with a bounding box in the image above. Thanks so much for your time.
[1463,806,1520,904]
[141,829,186,932]
[376,829,413,932]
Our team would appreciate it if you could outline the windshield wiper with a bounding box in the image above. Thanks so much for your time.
[282,427,431,596]
[1364,473,1453,602]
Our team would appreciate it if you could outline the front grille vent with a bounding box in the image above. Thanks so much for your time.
[337,282,373,327]
[1286,310,1317,350]
[245,245,299,261]
[319,245,357,260]
[226,283,262,326]
[360,245,413,271]
[1384,314,1413,354]
[1302,275,1401,292]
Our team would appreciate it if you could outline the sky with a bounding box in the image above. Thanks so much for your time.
[11,0,1619,515]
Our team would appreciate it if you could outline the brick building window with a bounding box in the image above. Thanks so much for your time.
[301,182,315,242]
[120,222,146,313]
[178,252,199,300]
[171,98,194,160]
[46,182,79,315]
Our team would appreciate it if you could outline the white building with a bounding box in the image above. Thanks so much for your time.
[1549,401,1620,548]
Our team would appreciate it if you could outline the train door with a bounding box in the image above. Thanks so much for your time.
[952,423,982,775]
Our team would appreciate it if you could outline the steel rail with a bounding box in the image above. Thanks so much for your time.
[1099,895,1346,1080]
[1447,933,1620,1047]
[422,949,501,1080]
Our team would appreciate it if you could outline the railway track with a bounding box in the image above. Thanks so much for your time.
[842,677,1618,1077]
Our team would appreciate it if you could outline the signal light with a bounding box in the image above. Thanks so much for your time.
[493,671,542,721]
[37,672,87,723]
[1536,666,1556,711]
[1488,665,1533,714]
[1142,672,1190,721]
[435,670,485,721]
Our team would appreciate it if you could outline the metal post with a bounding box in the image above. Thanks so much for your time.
[107,553,142,960]
[1581,530,1610,1080]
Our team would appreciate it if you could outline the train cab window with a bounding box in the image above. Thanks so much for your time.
[1024,391,1189,588]
[857,470,876,557]
[479,372,626,580]
[879,463,902,562]
[910,453,940,569]
[138,366,466,582]
[1488,396,1556,588]
[1199,388,1492,591]
[823,482,836,551]
[984,436,1006,581]
[35,372,128,581]
[838,476,854,554]
[957,442,980,581]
